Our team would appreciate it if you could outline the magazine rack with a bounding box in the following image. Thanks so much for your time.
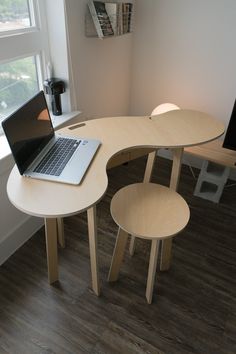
[85,1,133,38]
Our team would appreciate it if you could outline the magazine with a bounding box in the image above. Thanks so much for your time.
[88,1,114,38]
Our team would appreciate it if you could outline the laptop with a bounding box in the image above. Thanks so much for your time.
[2,91,101,185]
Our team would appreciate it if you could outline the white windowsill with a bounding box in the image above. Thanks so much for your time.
[50,110,82,130]
[0,110,81,173]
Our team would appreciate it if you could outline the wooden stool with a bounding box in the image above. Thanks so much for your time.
[108,183,190,304]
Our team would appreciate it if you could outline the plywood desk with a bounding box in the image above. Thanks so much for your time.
[7,110,224,295]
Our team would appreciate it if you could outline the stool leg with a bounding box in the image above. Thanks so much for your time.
[146,239,160,304]
[129,150,157,256]
[108,228,129,282]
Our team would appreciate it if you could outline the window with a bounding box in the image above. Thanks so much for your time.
[0,56,39,123]
[0,0,33,32]
[0,0,50,134]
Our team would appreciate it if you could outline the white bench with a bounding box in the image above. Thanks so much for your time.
[185,139,236,202]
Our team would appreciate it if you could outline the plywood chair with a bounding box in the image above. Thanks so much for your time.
[108,182,190,304]
[129,103,180,257]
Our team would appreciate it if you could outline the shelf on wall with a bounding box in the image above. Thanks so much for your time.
[86,1,134,39]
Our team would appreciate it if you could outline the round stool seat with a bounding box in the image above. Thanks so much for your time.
[111,183,190,240]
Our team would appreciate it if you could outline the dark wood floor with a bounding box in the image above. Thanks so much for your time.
[0,155,236,354]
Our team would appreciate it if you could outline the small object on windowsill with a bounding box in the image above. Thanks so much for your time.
[44,78,65,116]
[50,110,82,130]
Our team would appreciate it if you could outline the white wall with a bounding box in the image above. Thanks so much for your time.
[130,0,236,129]
[64,0,134,119]
[0,0,134,264]
[0,157,42,264]
[45,0,73,113]
[2,0,236,264]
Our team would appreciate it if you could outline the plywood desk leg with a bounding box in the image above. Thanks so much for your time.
[44,218,58,284]
[143,151,157,183]
[108,228,129,282]
[169,148,183,191]
[57,218,65,248]
[129,150,157,256]
[160,148,183,271]
[87,206,100,296]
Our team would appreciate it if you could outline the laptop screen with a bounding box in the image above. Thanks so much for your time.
[2,91,54,175]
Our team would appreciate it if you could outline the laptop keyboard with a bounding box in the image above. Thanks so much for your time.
[34,137,81,176]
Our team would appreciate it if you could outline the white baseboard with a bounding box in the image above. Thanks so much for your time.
[0,216,44,265]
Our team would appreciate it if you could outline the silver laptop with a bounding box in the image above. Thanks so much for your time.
[2,91,101,185]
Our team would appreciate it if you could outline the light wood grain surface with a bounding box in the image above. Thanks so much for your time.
[7,110,224,219]
[110,183,190,239]
[109,182,190,304]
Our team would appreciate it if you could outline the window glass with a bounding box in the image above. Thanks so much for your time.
[0,0,51,137]
[0,0,32,32]
[0,56,39,124]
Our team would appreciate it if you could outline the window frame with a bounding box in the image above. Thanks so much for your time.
[0,0,50,134]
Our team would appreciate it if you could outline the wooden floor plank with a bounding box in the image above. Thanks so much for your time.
[0,156,236,354]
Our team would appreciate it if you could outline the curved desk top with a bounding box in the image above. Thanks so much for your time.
[7,110,224,218]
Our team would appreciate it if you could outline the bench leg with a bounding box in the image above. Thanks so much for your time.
[108,228,129,282]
